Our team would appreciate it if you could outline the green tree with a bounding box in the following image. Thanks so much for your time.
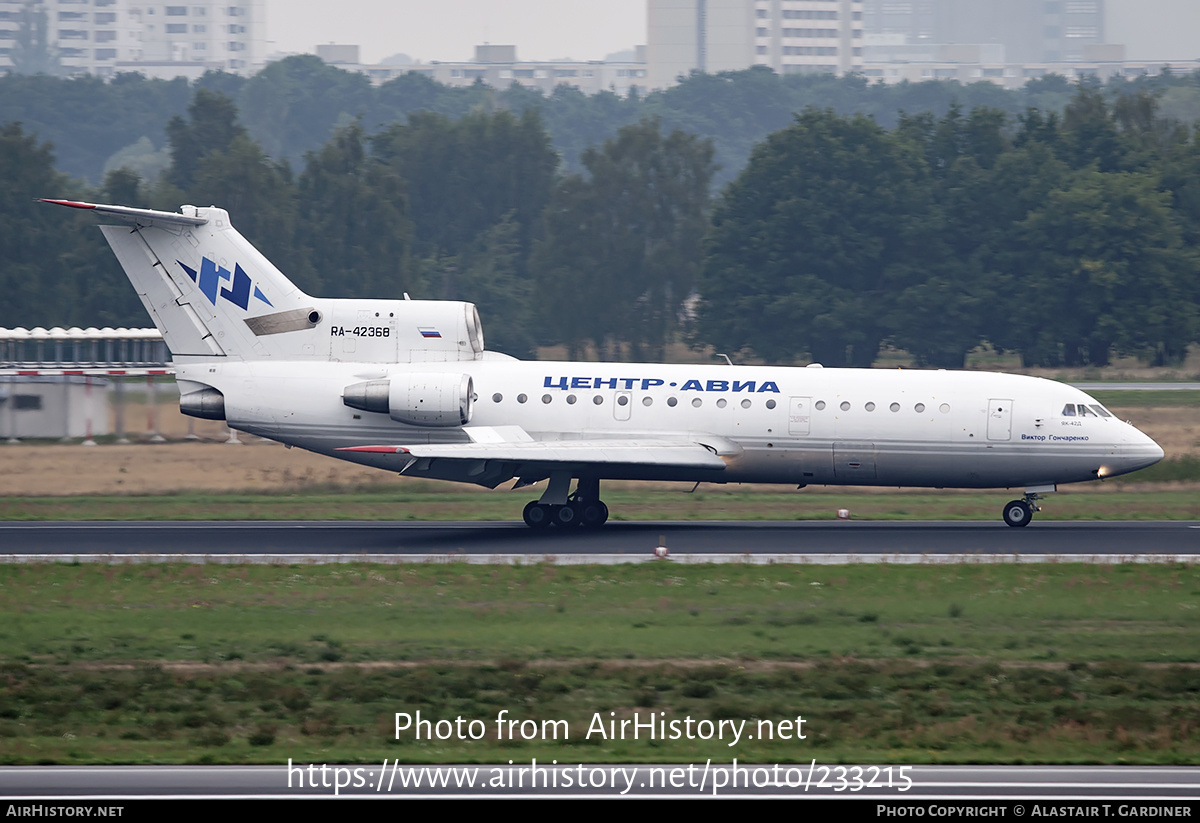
[186,134,303,287]
[426,213,534,356]
[237,55,373,164]
[0,123,69,325]
[534,118,716,359]
[0,123,146,328]
[887,106,1010,367]
[165,88,246,190]
[296,122,411,298]
[698,108,935,366]
[371,108,557,264]
[1009,170,1196,366]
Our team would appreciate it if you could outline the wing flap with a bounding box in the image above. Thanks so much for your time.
[338,439,727,470]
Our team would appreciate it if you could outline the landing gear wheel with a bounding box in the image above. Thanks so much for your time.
[553,503,579,528]
[522,501,552,529]
[575,499,609,528]
[1003,499,1033,528]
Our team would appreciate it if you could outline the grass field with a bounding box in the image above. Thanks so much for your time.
[2,562,1199,765]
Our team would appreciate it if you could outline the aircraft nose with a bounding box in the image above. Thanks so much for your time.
[1148,439,1165,465]
[1127,428,1164,471]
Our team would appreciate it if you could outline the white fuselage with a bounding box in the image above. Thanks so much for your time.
[41,198,1164,519]
[176,357,1164,491]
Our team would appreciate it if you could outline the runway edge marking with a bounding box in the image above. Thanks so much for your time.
[3,553,1200,565]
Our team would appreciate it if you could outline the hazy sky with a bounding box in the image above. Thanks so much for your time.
[265,0,647,65]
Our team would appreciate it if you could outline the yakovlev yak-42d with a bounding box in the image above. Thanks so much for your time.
[43,199,1164,528]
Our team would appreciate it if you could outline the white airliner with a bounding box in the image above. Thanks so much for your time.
[44,199,1164,528]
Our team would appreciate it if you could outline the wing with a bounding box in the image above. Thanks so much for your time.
[336,425,736,488]
[338,438,727,470]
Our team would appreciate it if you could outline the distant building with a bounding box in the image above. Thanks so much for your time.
[0,0,267,79]
[860,0,1199,89]
[319,44,652,98]
[647,0,865,90]
[315,43,358,65]
[862,0,1104,64]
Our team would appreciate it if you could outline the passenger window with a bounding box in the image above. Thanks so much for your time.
[1061,404,1076,417]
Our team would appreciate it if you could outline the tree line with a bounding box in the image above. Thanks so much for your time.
[9,55,1200,188]
[2,74,1199,367]
[699,88,1200,367]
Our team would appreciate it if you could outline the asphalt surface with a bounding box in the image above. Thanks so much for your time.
[0,520,1197,558]
[2,764,1199,799]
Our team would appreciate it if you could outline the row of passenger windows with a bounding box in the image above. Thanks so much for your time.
[491,393,780,410]
[1062,403,1112,418]
[814,400,951,414]
[488,393,951,413]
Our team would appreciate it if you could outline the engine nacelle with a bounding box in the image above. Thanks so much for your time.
[343,373,474,427]
[179,387,226,420]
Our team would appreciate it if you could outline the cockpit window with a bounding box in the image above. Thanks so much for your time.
[1061,403,1076,417]
[1078,404,1098,418]
[1089,405,1112,418]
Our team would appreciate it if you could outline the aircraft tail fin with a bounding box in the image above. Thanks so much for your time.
[43,199,315,360]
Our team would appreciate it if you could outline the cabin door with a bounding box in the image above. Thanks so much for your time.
[788,396,812,436]
[987,398,1013,441]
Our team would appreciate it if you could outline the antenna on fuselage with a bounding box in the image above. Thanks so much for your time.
[715,353,734,366]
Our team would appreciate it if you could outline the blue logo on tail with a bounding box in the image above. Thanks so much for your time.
[178,258,273,310]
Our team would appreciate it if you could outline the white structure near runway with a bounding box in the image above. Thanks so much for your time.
[0,326,170,442]
[0,374,109,441]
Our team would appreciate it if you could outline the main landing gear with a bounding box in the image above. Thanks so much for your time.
[1002,488,1053,527]
[521,473,609,529]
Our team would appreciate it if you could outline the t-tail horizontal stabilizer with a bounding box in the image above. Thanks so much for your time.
[43,198,313,361]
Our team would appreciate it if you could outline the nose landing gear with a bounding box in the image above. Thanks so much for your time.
[1002,487,1053,527]
[1002,499,1035,527]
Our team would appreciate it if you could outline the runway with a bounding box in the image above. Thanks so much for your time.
[0,520,1197,562]
[2,764,1199,799]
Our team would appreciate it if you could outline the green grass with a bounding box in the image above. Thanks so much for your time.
[2,562,1199,765]
[1092,390,1200,408]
